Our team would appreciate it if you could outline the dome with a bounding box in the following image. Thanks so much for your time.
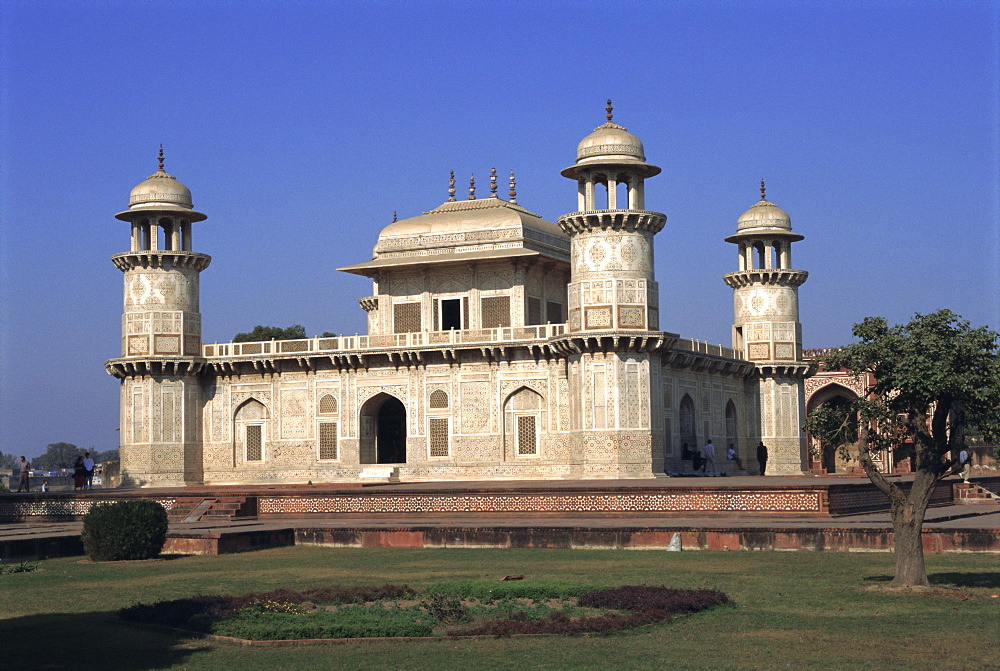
[115,151,206,222]
[561,102,660,179]
[373,197,567,256]
[338,195,570,276]
[128,168,193,209]
[726,183,802,242]
[576,123,646,164]
[736,198,792,232]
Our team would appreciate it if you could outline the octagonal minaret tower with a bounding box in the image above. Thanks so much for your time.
[723,182,812,474]
[557,103,668,478]
[107,148,210,486]
[558,101,666,332]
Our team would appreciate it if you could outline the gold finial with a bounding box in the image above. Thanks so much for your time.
[606,99,613,122]
[490,168,498,198]
[469,174,476,200]
[392,211,397,223]
[448,170,456,202]
[509,170,517,204]
[158,144,165,170]
[760,178,766,201]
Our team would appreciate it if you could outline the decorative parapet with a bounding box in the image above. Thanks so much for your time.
[802,347,839,359]
[557,210,665,235]
[723,269,808,288]
[187,325,748,378]
[202,323,569,358]
[111,251,212,272]
[105,357,205,379]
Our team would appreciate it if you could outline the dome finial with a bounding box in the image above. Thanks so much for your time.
[606,99,614,123]
[760,178,767,201]
[158,144,165,170]
[448,170,456,202]
[469,174,476,200]
[509,170,517,204]
[490,168,498,198]
[392,211,397,223]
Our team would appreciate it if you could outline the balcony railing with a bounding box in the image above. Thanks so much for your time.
[202,323,569,358]
[672,339,736,359]
[200,324,739,361]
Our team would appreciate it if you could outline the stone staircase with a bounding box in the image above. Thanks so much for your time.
[953,482,1000,505]
[168,496,258,522]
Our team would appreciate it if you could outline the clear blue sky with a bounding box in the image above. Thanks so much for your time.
[1,1,997,459]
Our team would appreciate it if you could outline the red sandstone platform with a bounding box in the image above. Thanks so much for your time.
[1,476,998,559]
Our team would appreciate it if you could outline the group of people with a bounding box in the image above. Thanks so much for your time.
[681,441,769,476]
[13,452,96,492]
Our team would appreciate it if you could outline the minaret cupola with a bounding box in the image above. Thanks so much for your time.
[723,181,808,362]
[558,101,666,332]
[110,148,211,361]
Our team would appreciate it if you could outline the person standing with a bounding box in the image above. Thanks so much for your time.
[959,446,971,483]
[702,440,716,476]
[16,456,30,492]
[73,456,87,491]
[756,441,768,475]
[82,452,95,490]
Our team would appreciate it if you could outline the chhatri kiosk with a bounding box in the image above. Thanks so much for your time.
[106,103,812,487]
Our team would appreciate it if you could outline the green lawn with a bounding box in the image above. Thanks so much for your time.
[2,547,998,670]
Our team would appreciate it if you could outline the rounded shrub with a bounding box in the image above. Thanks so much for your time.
[82,499,168,561]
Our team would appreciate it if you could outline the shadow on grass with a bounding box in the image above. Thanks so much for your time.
[863,573,1000,588]
[6,610,212,670]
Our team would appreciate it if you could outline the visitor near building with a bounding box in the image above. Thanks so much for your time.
[701,440,716,476]
[73,456,87,490]
[959,446,971,483]
[757,442,768,475]
[16,456,30,492]
[83,452,95,490]
[727,443,743,472]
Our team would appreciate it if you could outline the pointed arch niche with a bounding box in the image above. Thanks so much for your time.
[678,393,696,453]
[725,400,738,451]
[503,387,545,459]
[234,398,269,465]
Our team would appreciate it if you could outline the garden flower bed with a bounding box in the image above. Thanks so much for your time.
[119,580,732,641]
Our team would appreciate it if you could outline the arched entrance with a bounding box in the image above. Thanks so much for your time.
[359,394,407,464]
[806,384,859,474]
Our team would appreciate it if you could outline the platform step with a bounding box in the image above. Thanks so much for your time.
[182,498,216,523]
[359,466,399,482]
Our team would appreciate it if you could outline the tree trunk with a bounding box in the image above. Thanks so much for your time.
[890,497,929,586]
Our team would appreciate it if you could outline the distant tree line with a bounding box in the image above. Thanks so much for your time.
[2,443,120,472]
[233,325,337,342]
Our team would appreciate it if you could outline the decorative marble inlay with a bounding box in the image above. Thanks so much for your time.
[258,491,823,514]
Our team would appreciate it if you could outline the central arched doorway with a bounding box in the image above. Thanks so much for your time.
[359,393,407,465]
[376,397,406,464]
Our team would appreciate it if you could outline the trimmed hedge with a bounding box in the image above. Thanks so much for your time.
[82,499,168,561]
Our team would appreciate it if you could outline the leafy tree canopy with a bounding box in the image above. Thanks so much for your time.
[805,309,1000,586]
[30,444,119,471]
[233,325,307,342]
[232,326,339,342]
[0,452,17,470]
[33,442,84,470]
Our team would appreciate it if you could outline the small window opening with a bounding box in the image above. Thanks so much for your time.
[440,298,462,330]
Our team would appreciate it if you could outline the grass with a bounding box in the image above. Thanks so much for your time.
[2,547,999,670]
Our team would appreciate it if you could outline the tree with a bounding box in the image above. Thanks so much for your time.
[805,310,1000,586]
[0,452,16,470]
[232,324,307,342]
[33,442,84,471]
